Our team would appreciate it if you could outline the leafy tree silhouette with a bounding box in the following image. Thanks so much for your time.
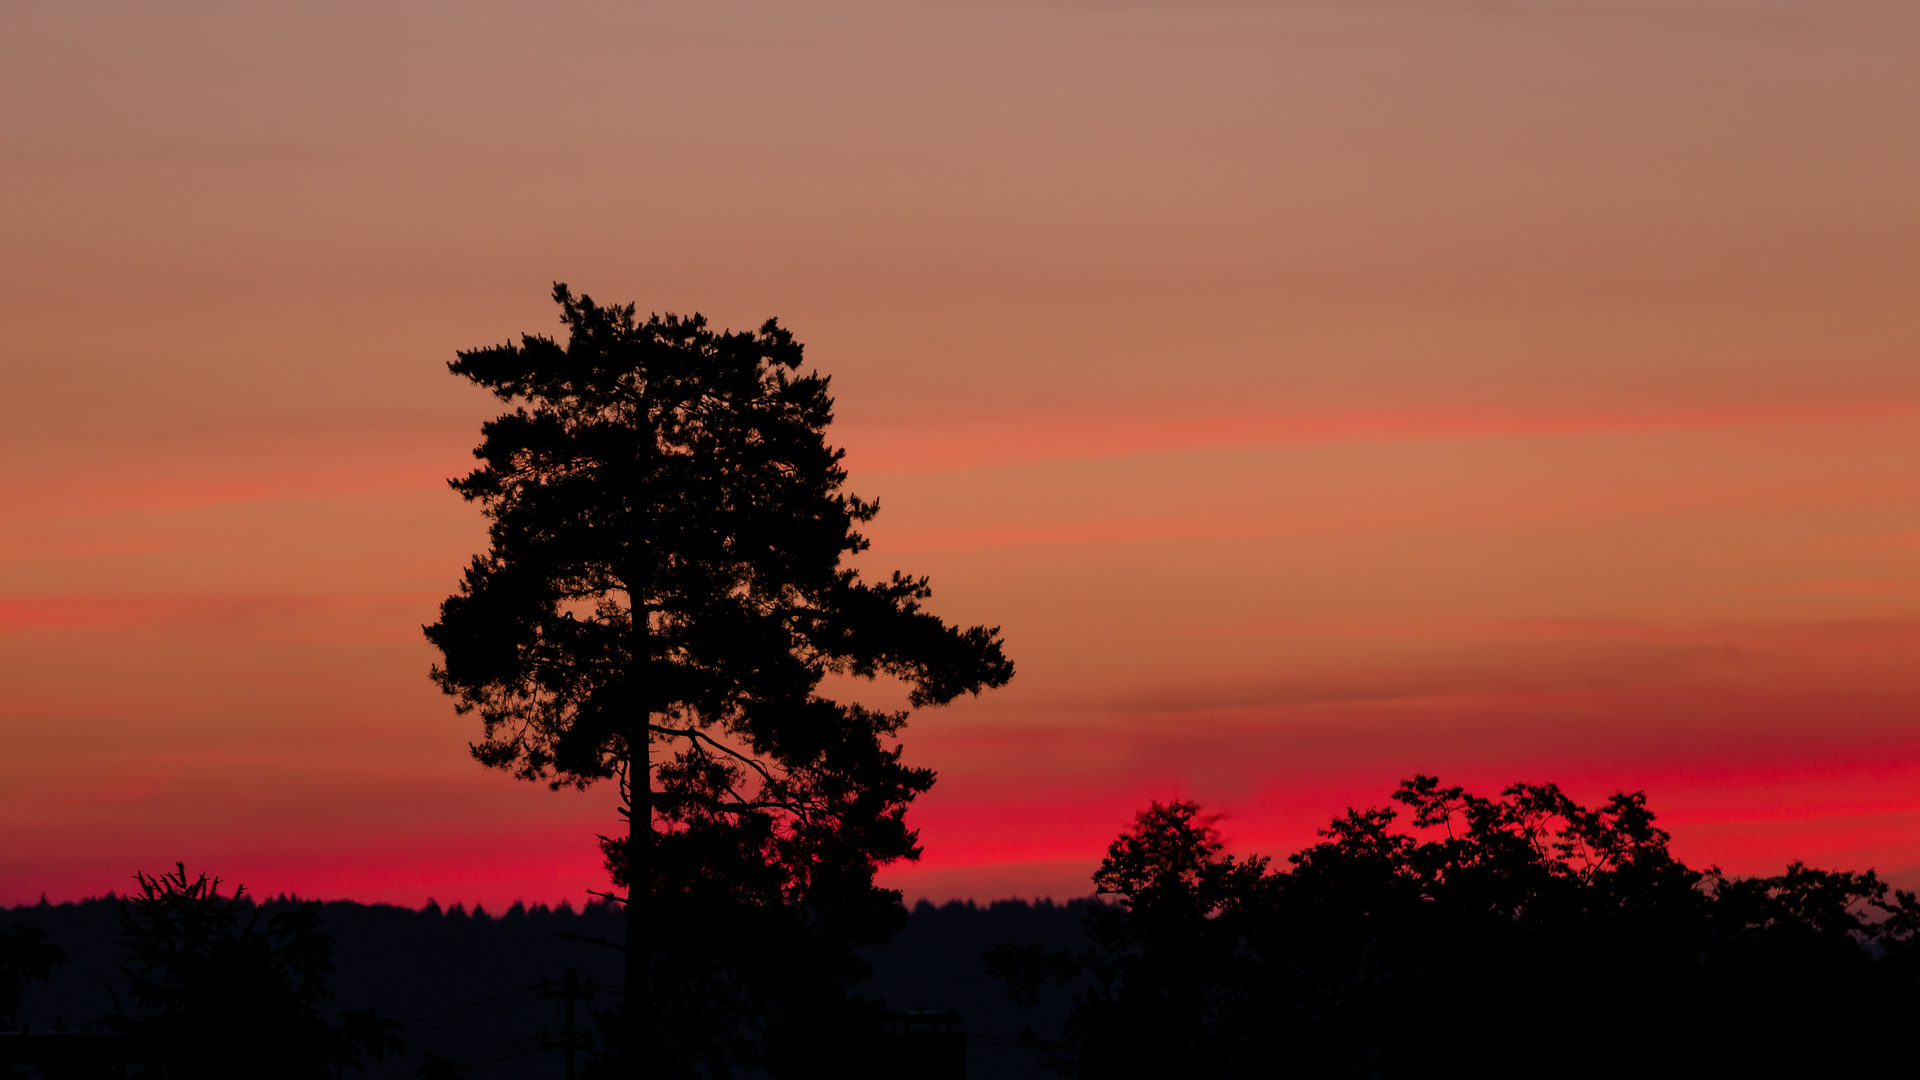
[110,864,398,1079]
[426,285,1013,1077]
[992,778,1920,1079]
[988,802,1273,1079]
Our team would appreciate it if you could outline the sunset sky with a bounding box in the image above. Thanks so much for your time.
[3,0,1918,909]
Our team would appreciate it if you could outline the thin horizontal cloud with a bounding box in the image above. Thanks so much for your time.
[862,471,1917,552]
[0,139,335,170]
[1819,531,1920,553]
[3,422,479,518]
[839,400,1920,474]
[1781,577,1920,596]
[0,591,439,634]
[5,458,468,518]
[866,515,1266,551]
[1212,615,1920,649]
[1108,617,1920,713]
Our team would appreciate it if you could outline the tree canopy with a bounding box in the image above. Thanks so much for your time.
[426,285,1013,1077]
[991,779,1920,1079]
[0,923,64,1028]
[112,864,398,1079]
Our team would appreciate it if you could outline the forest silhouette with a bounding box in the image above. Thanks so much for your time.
[7,780,1919,1077]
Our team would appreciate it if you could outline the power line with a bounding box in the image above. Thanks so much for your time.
[396,984,544,1030]
[373,973,612,1080]
[970,1034,1047,1050]
[463,1044,548,1072]
[439,1035,543,1068]
[402,995,545,1039]
[373,1035,543,1080]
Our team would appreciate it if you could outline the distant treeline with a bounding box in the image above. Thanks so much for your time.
[2,875,626,1079]
[3,881,1080,1080]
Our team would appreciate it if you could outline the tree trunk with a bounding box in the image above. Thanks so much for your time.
[629,427,652,1078]
[627,565,648,1076]
[626,730,645,1078]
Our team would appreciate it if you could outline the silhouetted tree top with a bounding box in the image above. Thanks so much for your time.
[991,778,1920,1080]
[114,864,398,1080]
[429,286,1011,792]
[0,923,64,1026]
[427,285,1014,1077]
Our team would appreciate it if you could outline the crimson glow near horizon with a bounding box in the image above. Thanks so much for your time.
[3,0,1919,909]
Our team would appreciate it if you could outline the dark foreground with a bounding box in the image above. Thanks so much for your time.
[7,776,1918,1079]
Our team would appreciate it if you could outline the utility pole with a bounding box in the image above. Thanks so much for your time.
[542,967,596,1080]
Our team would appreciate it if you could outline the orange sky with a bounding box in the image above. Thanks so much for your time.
[3,0,1918,908]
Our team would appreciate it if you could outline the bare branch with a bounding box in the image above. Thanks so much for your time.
[649,723,782,792]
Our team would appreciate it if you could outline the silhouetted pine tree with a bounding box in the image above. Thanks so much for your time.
[427,285,1013,1077]
[112,864,397,1080]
